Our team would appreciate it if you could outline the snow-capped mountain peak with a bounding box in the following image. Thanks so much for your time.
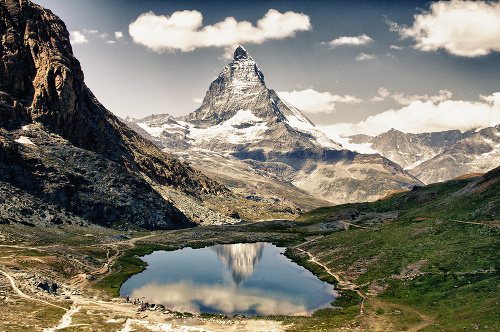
[177,46,342,149]
[135,46,341,151]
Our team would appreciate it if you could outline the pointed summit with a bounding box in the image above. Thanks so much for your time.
[183,45,334,147]
[234,45,252,61]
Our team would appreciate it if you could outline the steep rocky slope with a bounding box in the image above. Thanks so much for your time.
[0,0,233,229]
[130,47,422,206]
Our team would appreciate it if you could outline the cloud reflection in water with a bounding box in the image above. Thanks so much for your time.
[129,280,314,316]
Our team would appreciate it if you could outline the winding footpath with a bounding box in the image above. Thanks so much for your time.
[0,269,67,311]
[0,268,86,331]
[291,245,436,331]
[292,248,367,317]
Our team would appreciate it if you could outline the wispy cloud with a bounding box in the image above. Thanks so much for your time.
[325,34,373,47]
[391,89,453,105]
[372,87,390,102]
[129,9,311,54]
[370,88,452,105]
[320,92,500,136]
[391,0,500,57]
[390,45,404,50]
[69,29,126,46]
[69,31,88,45]
[355,53,375,61]
[278,89,361,114]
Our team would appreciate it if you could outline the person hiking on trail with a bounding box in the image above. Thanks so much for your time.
[126,295,129,303]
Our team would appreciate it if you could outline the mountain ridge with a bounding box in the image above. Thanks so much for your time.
[347,126,500,184]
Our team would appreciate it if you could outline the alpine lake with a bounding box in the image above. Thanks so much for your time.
[120,242,337,317]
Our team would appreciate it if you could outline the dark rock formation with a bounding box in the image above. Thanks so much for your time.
[0,0,230,229]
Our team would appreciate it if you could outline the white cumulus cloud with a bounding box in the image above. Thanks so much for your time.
[393,0,500,57]
[356,53,375,61]
[115,31,124,39]
[325,34,373,47]
[69,31,88,45]
[319,92,500,137]
[129,9,311,53]
[278,89,361,114]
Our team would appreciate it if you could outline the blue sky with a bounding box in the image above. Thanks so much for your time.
[32,0,500,136]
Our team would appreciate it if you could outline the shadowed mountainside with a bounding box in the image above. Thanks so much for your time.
[0,0,231,229]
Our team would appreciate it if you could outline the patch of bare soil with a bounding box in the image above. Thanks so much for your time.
[359,299,434,332]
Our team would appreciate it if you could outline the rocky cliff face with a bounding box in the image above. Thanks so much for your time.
[130,47,422,206]
[0,0,231,229]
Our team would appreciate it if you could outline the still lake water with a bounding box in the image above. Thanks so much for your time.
[120,243,336,316]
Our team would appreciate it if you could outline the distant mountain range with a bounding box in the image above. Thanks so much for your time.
[347,125,500,184]
[127,46,422,208]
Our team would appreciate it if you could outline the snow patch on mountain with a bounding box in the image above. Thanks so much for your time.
[138,110,270,148]
[186,110,269,145]
[287,115,342,149]
[15,136,35,146]
[278,97,342,149]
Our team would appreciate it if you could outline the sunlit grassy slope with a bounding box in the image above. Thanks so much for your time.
[292,167,500,330]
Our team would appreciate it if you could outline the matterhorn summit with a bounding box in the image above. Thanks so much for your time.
[178,46,341,150]
[131,46,422,207]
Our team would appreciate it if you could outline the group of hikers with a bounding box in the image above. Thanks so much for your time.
[125,295,154,311]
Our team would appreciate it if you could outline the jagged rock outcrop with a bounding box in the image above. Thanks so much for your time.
[129,46,422,206]
[0,0,231,229]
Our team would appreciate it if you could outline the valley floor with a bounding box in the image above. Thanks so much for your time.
[0,216,498,331]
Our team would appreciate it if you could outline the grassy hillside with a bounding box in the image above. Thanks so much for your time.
[290,167,500,330]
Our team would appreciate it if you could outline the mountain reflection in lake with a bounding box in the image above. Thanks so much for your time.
[120,243,336,316]
[212,242,264,285]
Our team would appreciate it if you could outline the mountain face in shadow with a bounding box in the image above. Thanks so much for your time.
[0,0,230,229]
